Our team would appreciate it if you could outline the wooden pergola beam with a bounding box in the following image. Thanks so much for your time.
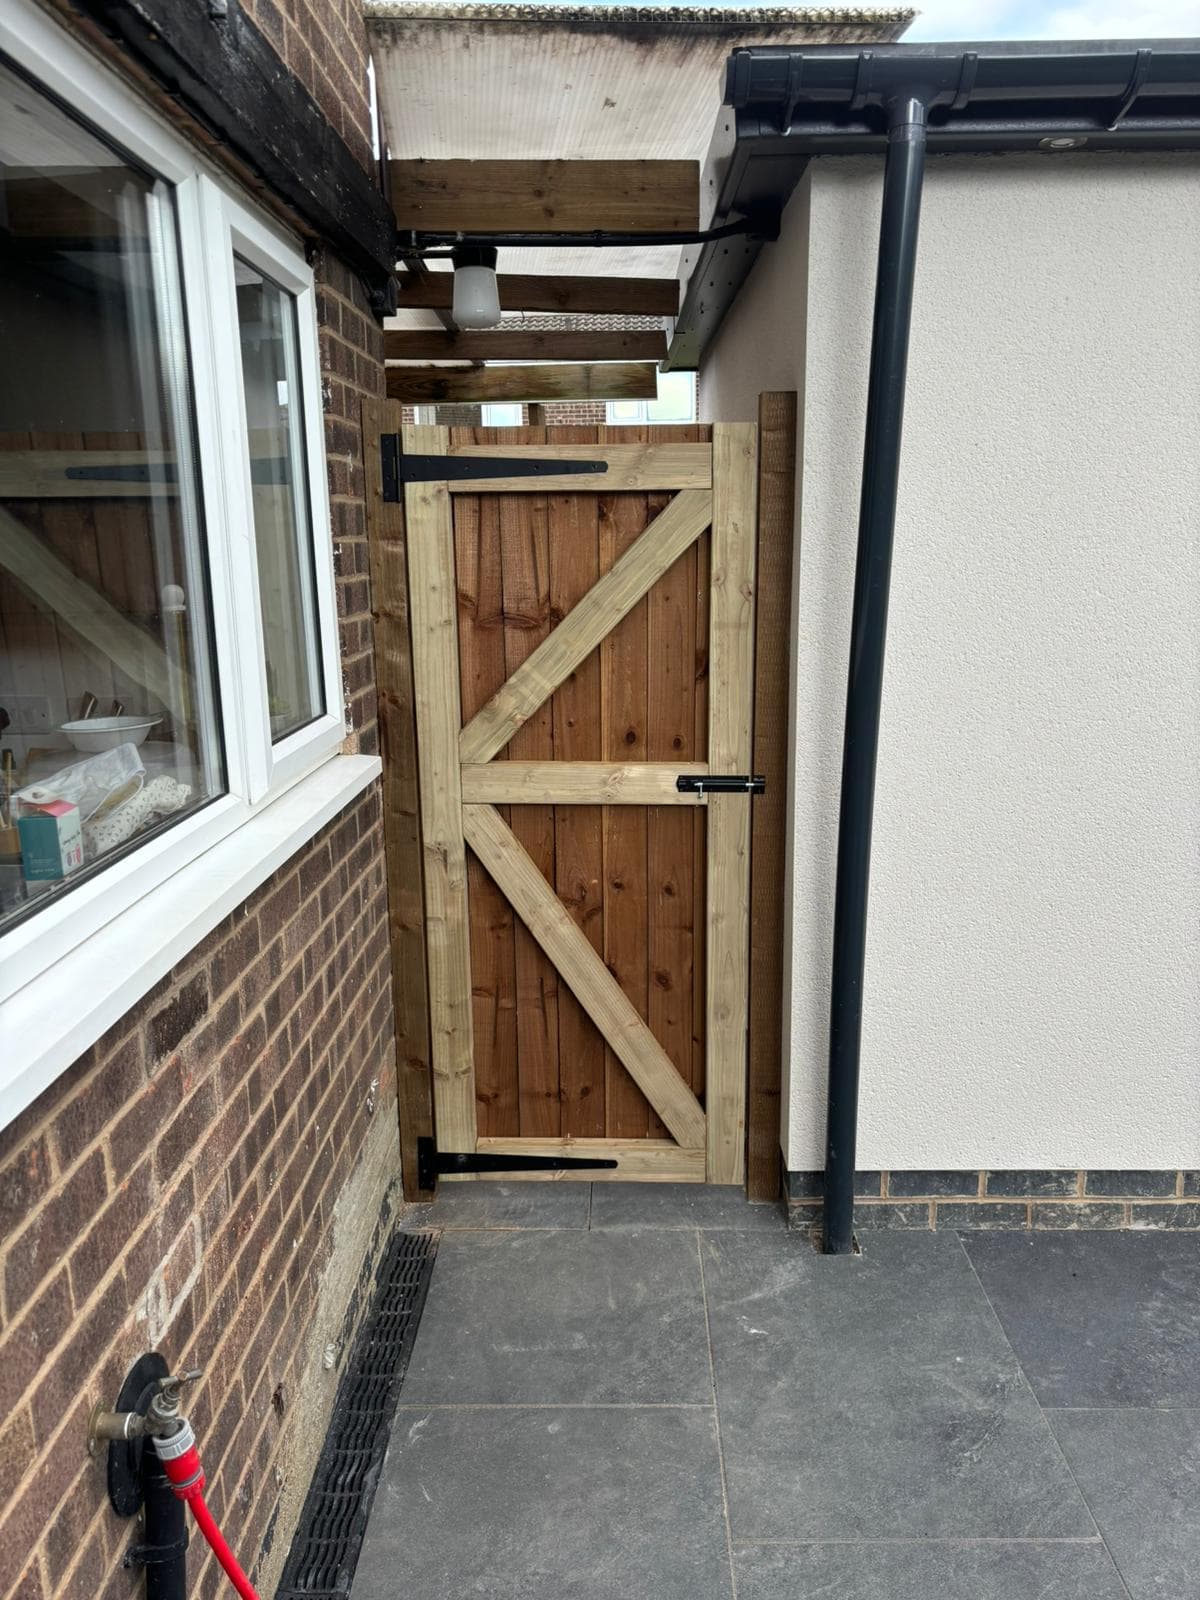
[385,363,658,405]
[384,329,667,364]
[396,273,681,318]
[390,160,699,235]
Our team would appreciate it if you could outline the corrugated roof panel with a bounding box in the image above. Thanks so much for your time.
[372,5,911,293]
[369,5,913,162]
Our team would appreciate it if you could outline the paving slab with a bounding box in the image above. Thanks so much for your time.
[734,1540,1128,1599]
[353,1405,734,1600]
[590,1182,786,1231]
[401,1228,711,1404]
[702,1231,1092,1540]
[405,1182,590,1231]
[1050,1408,1200,1599]
[962,1230,1200,1406]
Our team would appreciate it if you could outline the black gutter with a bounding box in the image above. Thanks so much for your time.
[59,0,398,314]
[667,40,1200,370]
[692,41,1200,1252]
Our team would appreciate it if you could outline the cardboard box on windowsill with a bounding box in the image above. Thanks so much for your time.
[17,793,84,881]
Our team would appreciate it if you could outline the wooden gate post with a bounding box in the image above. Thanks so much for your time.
[706,423,759,1186]
[363,400,436,1199]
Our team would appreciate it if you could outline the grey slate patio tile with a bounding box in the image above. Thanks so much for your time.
[401,1228,711,1404]
[405,1181,589,1230]
[734,1540,1127,1599]
[354,1405,734,1600]
[1050,1408,1200,1599]
[962,1230,1200,1406]
[590,1182,786,1231]
[702,1231,1092,1540]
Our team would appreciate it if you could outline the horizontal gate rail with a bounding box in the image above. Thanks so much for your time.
[461,762,709,806]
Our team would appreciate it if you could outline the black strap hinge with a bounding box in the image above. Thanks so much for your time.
[380,435,608,501]
[417,1137,617,1191]
[676,774,766,795]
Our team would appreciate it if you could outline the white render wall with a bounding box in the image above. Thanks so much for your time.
[701,152,1200,1172]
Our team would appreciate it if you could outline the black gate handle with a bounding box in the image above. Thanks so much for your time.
[676,774,766,795]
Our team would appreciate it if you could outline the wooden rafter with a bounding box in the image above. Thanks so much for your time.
[385,363,658,405]
[396,272,681,318]
[462,803,707,1150]
[390,159,699,235]
[384,329,667,364]
[458,488,714,765]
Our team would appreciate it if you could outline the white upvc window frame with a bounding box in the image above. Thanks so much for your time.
[199,186,346,800]
[0,0,374,1119]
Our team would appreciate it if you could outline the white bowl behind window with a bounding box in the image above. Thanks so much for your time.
[60,716,161,753]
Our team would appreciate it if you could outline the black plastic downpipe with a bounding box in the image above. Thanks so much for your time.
[822,97,928,1254]
[142,1455,188,1600]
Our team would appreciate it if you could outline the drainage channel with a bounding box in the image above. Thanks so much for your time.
[276,1227,439,1600]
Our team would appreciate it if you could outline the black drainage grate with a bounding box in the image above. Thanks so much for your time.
[276,1227,439,1600]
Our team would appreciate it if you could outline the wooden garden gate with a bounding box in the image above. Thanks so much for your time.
[381,417,758,1186]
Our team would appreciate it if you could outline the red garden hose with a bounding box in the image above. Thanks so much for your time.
[152,1421,263,1600]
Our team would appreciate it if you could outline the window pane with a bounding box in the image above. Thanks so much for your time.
[0,59,224,936]
[480,403,523,427]
[647,372,697,424]
[234,261,323,742]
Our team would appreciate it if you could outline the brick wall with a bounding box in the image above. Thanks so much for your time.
[239,0,375,177]
[539,402,609,425]
[317,248,385,750]
[0,4,400,1599]
[399,402,611,427]
[0,787,398,1600]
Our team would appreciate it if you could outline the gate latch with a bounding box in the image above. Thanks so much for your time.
[676,774,766,795]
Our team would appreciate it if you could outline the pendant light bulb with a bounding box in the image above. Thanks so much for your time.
[451,244,501,329]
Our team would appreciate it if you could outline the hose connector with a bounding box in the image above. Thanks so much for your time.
[152,1418,206,1501]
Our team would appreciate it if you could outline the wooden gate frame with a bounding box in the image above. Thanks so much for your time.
[412,422,756,1184]
[364,400,795,1197]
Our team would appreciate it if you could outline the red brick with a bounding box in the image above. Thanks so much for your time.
[0,1136,53,1244]
[68,1158,155,1305]
[149,973,210,1062]
[4,1150,108,1316]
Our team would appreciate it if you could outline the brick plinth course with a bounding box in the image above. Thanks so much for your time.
[786,1170,1200,1232]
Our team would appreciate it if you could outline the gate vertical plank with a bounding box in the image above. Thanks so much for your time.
[549,431,607,1139]
[747,394,798,1201]
[404,424,476,1152]
[693,521,710,1104]
[646,485,695,1137]
[454,470,518,1137]
[706,422,758,1184]
[599,429,652,1138]
[502,479,563,1137]
[363,400,434,1198]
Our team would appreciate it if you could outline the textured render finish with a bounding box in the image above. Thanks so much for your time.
[701,153,1200,1172]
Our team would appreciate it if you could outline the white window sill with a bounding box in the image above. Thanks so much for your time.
[0,754,382,1132]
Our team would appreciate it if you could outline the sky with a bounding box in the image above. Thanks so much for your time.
[890,1,1200,40]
